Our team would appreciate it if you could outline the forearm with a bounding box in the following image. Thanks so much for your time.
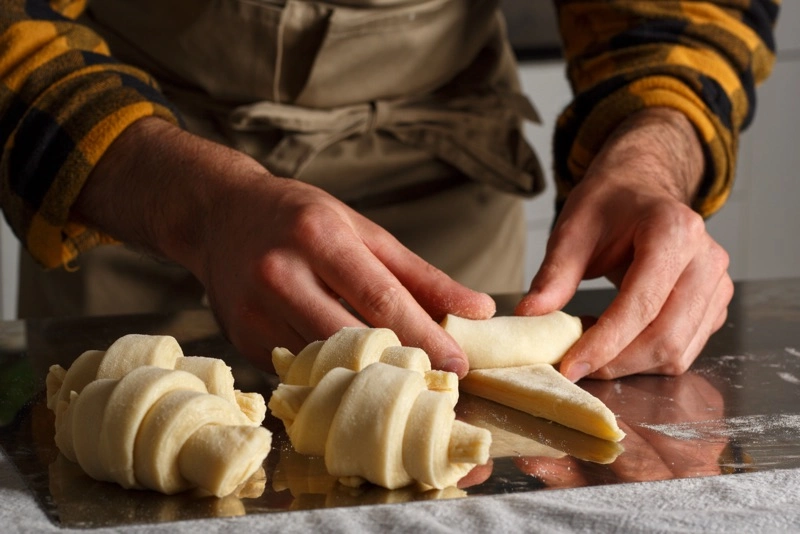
[0,0,181,268]
[71,117,274,276]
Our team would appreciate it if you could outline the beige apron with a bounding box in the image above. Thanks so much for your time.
[19,0,545,318]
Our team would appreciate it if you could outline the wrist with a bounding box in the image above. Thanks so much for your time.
[587,107,705,205]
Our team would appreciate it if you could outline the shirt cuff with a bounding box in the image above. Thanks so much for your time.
[553,75,735,219]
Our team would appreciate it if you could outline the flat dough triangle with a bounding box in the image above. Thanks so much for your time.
[460,363,625,442]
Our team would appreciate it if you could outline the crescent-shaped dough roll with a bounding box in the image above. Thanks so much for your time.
[269,328,491,490]
[97,334,183,379]
[460,364,625,442]
[53,392,79,463]
[47,334,272,498]
[178,424,272,498]
[282,367,357,457]
[234,391,268,425]
[309,327,400,386]
[403,390,488,488]
[325,363,426,489]
[273,328,440,388]
[47,350,105,418]
[441,312,582,368]
[70,379,118,482]
[133,389,255,494]
[175,356,236,404]
[99,366,208,488]
[378,346,431,374]
[274,340,324,385]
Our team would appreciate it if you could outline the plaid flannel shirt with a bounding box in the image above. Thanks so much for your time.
[0,0,780,269]
[553,0,779,216]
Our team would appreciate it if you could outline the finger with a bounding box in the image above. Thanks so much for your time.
[588,243,730,379]
[640,275,731,377]
[221,307,306,373]
[204,288,303,371]
[311,229,470,377]
[560,215,703,381]
[515,216,599,316]
[257,250,367,342]
[364,222,496,321]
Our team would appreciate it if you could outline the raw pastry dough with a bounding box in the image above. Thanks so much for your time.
[270,358,490,490]
[46,334,272,497]
[272,326,458,403]
[273,326,432,385]
[456,394,623,464]
[460,364,625,442]
[441,311,582,368]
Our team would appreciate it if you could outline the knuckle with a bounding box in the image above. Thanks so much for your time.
[681,208,706,240]
[651,336,686,374]
[256,252,296,295]
[709,242,731,273]
[713,306,729,332]
[720,276,735,303]
[631,289,663,323]
[687,290,710,326]
[591,366,617,380]
[659,358,691,376]
[359,283,401,319]
[290,204,332,249]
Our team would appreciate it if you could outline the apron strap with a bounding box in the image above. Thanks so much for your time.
[228,91,542,195]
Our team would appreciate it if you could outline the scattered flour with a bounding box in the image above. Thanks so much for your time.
[638,414,800,442]
[778,372,800,385]
[786,347,800,358]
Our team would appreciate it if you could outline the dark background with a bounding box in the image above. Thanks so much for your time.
[502,0,562,60]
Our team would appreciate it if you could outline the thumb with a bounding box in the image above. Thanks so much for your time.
[515,233,591,316]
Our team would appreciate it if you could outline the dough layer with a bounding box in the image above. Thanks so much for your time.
[47,334,272,497]
[441,312,582,368]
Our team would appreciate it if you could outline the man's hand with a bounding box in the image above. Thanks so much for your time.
[517,107,734,380]
[73,118,495,376]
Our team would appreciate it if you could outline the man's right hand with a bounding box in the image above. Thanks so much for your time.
[73,118,495,375]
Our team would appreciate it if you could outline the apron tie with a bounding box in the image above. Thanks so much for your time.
[228,91,543,195]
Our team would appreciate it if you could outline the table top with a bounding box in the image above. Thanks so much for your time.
[2,278,800,532]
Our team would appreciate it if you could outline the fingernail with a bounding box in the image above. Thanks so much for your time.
[563,362,591,383]
[440,357,468,379]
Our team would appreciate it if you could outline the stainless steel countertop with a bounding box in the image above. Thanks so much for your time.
[1,278,799,528]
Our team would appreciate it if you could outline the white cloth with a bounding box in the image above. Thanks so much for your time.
[3,449,800,533]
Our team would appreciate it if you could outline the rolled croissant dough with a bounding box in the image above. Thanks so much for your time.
[47,334,272,498]
[441,311,583,368]
[270,329,491,490]
[270,363,490,490]
[444,312,624,442]
[268,309,624,493]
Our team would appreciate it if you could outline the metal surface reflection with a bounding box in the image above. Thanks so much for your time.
[1,279,800,528]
